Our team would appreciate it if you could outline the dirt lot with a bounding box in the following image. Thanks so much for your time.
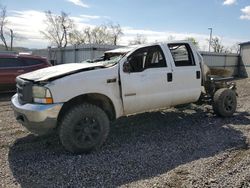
[0,79,249,188]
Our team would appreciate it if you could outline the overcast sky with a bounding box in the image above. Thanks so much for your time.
[1,0,250,50]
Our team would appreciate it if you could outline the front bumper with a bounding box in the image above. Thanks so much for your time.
[11,94,63,135]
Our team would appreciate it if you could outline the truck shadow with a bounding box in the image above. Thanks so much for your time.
[8,106,249,187]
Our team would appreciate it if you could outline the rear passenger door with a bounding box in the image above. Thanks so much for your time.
[166,43,202,106]
[21,58,47,73]
[0,58,24,91]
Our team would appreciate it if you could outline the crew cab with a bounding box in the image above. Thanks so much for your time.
[11,41,237,154]
[0,53,51,92]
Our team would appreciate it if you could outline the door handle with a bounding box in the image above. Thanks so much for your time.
[17,70,24,73]
[196,71,201,79]
[167,73,173,82]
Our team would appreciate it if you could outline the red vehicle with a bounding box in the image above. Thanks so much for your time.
[0,53,51,92]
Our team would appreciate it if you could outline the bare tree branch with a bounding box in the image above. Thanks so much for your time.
[108,23,123,45]
[0,5,8,50]
[129,34,147,45]
[210,37,226,53]
[10,29,13,50]
[41,11,74,48]
[69,23,123,46]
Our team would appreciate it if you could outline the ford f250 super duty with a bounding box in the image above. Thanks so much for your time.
[11,41,237,154]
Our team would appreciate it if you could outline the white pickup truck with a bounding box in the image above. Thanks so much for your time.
[11,41,237,153]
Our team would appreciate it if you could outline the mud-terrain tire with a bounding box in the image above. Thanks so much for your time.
[59,103,110,154]
[212,88,237,117]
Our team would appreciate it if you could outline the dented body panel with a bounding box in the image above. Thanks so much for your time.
[46,64,124,118]
[19,63,106,82]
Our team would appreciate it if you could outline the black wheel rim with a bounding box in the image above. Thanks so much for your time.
[73,117,101,147]
[223,95,234,112]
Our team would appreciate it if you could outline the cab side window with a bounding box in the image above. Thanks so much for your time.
[0,58,23,68]
[127,45,166,73]
[22,58,43,66]
[144,46,166,69]
[127,47,147,72]
[168,44,195,67]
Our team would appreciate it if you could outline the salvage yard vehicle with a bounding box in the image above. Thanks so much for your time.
[11,41,237,154]
[0,53,51,92]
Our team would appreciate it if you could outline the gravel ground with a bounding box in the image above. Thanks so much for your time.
[0,79,249,188]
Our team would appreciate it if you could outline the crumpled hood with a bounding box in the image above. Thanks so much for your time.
[18,63,103,82]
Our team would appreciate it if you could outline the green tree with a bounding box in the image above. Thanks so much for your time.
[186,37,199,49]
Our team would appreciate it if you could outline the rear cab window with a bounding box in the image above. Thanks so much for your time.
[168,43,195,67]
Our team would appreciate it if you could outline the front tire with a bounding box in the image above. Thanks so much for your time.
[212,88,237,117]
[59,103,110,154]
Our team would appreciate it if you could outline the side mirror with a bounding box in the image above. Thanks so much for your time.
[123,61,132,73]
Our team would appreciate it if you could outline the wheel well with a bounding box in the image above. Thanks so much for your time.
[57,93,116,123]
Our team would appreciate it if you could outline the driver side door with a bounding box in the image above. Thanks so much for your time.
[120,45,173,115]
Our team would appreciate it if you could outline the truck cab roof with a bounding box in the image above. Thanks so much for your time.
[105,41,194,55]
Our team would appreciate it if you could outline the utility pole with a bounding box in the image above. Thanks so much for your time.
[208,28,213,52]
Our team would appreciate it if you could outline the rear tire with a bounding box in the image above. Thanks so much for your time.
[212,88,237,117]
[59,103,110,154]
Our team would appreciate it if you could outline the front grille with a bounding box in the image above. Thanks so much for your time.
[16,77,33,104]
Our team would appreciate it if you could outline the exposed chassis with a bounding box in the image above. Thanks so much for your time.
[200,76,237,105]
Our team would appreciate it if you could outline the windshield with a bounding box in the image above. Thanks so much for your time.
[80,52,126,67]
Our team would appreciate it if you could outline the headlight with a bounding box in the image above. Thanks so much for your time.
[32,86,53,104]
